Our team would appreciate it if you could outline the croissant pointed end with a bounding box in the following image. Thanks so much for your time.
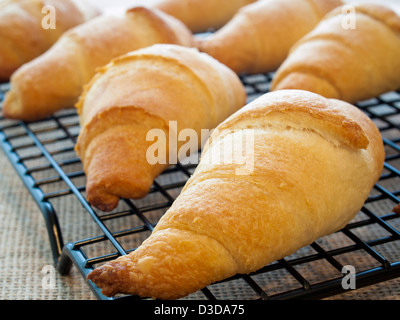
[2,91,20,120]
[85,228,239,300]
[81,126,165,211]
[85,180,121,212]
[85,172,153,212]
[2,86,55,122]
[87,262,132,297]
[87,193,120,212]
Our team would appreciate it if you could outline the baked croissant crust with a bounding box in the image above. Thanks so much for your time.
[87,89,384,300]
[270,3,400,103]
[75,44,247,212]
[2,6,193,122]
[197,0,343,74]
[152,0,257,33]
[0,0,99,81]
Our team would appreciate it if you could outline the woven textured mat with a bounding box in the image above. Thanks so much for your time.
[0,151,95,300]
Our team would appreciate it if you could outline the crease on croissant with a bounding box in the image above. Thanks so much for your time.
[153,180,278,273]
[287,33,389,89]
[276,39,353,101]
[76,106,169,162]
[162,226,241,271]
[75,53,219,160]
[78,108,170,166]
[76,107,171,212]
[76,54,218,127]
[187,119,370,196]
[213,101,370,150]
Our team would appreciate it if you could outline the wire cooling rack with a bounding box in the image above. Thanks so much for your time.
[1,74,400,300]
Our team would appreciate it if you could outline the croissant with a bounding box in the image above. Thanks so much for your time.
[151,0,257,33]
[197,0,343,74]
[87,89,385,300]
[2,6,193,122]
[75,44,247,212]
[270,3,400,103]
[0,0,99,82]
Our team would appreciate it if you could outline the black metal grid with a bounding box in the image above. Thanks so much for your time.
[1,73,400,300]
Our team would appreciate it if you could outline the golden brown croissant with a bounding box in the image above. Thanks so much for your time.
[2,6,193,122]
[151,0,257,33]
[87,89,385,300]
[197,0,343,74]
[270,3,400,103]
[75,44,247,212]
[0,0,99,81]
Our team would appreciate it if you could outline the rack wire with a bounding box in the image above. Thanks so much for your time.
[1,73,400,300]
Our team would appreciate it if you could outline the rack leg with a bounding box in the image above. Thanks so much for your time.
[40,202,65,266]
[56,246,73,275]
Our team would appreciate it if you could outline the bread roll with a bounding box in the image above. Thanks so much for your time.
[75,44,247,212]
[87,89,384,299]
[2,6,194,121]
[270,3,400,103]
[0,0,99,81]
[197,0,343,74]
